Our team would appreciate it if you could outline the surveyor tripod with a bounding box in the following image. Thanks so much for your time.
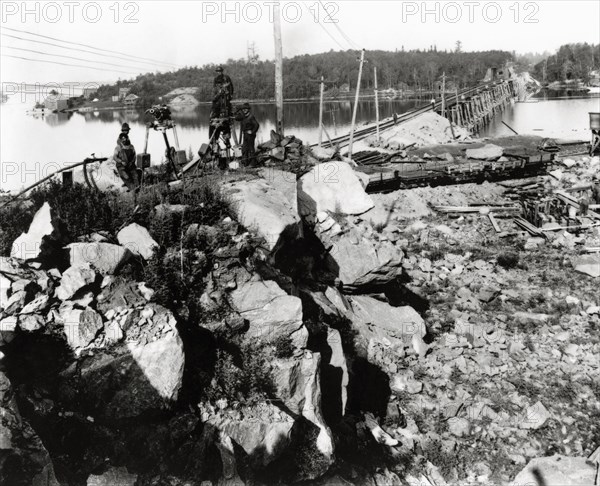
[143,119,182,180]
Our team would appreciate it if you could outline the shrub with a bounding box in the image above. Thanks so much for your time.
[205,341,275,404]
[272,335,295,359]
[0,201,34,256]
[497,251,520,269]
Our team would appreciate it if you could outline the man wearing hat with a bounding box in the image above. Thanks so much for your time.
[213,65,234,117]
[235,103,259,167]
[121,122,131,135]
[114,132,139,191]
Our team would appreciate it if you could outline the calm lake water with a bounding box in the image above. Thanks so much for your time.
[1,91,599,191]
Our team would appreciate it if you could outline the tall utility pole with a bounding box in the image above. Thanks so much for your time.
[318,76,325,146]
[374,66,380,142]
[348,49,365,160]
[273,3,284,136]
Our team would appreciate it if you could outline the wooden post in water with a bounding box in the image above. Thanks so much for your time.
[318,75,325,147]
[348,48,365,159]
[374,66,380,142]
[273,3,284,136]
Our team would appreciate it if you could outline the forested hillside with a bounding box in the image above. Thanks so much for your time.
[533,43,600,84]
[92,48,515,106]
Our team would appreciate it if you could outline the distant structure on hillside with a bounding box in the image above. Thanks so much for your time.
[483,64,515,83]
[119,87,131,101]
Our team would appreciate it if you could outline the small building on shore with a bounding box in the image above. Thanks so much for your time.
[119,87,131,101]
[82,87,97,99]
[44,94,70,111]
[124,94,139,106]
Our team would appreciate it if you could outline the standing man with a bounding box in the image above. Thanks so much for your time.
[235,103,260,167]
[114,132,139,191]
[213,65,234,117]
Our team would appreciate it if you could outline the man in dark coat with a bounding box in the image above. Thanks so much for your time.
[235,103,260,166]
[213,66,234,117]
[114,132,139,191]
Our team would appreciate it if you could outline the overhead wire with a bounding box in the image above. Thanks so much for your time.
[1,33,167,70]
[2,45,147,73]
[1,54,140,76]
[317,0,361,50]
[2,26,178,68]
[302,3,347,51]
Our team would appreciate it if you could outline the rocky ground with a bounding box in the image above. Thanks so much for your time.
[0,144,598,486]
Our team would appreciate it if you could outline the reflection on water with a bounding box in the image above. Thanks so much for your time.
[0,98,423,190]
[2,92,600,191]
[480,94,600,141]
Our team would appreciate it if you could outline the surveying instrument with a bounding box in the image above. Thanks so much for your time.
[139,104,186,180]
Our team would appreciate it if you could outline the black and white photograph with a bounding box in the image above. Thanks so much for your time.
[1,1,600,485]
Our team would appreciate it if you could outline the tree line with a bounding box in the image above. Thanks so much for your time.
[91,48,515,107]
[532,43,600,84]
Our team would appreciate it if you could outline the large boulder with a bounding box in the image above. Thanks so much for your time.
[10,202,68,261]
[348,295,426,351]
[223,170,300,251]
[204,403,295,467]
[72,158,127,192]
[117,224,158,260]
[59,306,104,351]
[230,280,307,349]
[298,162,374,217]
[274,353,334,459]
[55,263,96,301]
[0,372,60,486]
[319,226,403,288]
[66,242,132,275]
[87,467,137,486]
[510,455,595,486]
[59,303,185,420]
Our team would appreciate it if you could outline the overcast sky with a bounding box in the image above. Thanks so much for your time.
[1,0,599,87]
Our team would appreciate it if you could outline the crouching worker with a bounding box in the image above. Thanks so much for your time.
[114,132,139,191]
[236,103,260,167]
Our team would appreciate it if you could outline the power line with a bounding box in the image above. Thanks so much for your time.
[318,0,361,50]
[2,26,178,69]
[2,46,144,73]
[1,54,139,76]
[303,3,346,51]
[1,33,167,70]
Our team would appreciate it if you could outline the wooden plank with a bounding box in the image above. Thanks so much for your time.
[488,213,501,232]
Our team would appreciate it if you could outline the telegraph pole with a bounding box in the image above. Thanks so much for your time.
[348,49,365,159]
[273,3,284,136]
[374,66,380,142]
[318,76,325,146]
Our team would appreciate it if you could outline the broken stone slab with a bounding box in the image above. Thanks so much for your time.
[510,455,595,486]
[117,223,159,260]
[465,144,503,161]
[19,314,45,332]
[205,403,294,467]
[573,253,600,278]
[56,263,97,301]
[10,202,68,262]
[298,161,374,217]
[348,296,426,352]
[19,293,50,315]
[59,304,184,420]
[0,315,18,346]
[61,306,103,350]
[311,146,335,161]
[223,170,300,252]
[519,400,551,430]
[153,204,189,218]
[320,230,403,288]
[66,242,132,275]
[86,466,137,486]
[230,280,307,349]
